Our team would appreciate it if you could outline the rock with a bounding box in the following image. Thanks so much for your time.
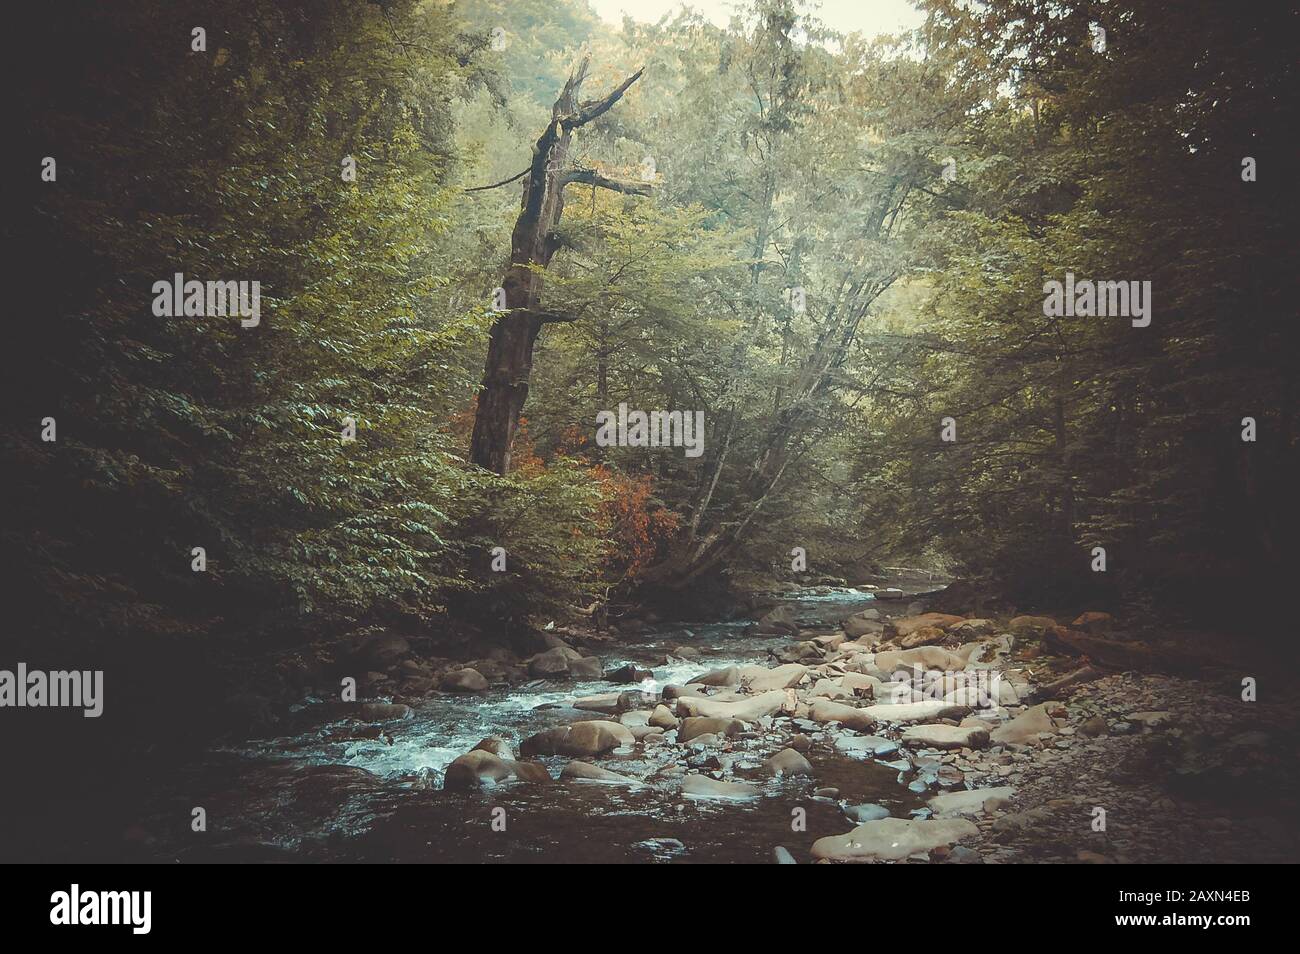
[951,618,997,638]
[833,734,898,759]
[1077,850,1113,863]
[945,846,986,864]
[568,656,604,679]
[606,663,654,684]
[809,699,876,730]
[842,803,891,823]
[901,724,989,750]
[844,611,886,639]
[927,786,1014,816]
[440,668,488,693]
[519,720,634,758]
[741,663,808,692]
[887,613,966,637]
[471,736,514,760]
[351,633,411,670]
[1008,615,1057,635]
[358,702,412,722]
[677,689,789,722]
[444,750,514,789]
[898,625,947,649]
[771,642,823,664]
[1072,611,1114,633]
[989,703,1057,745]
[873,646,969,673]
[811,817,978,862]
[809,678,852,699]
[762,747,813,777]
[864,700,971,724]
[753,604,800,636]
[689,666,742,687]
[1128,710,1172,729]
[560,761,639,785]
[680,775,761,800]
[772,846,797,864]
[507,760,553,784]
[1078,714,1108,737]
[571,693,623,714]
[649,704,679,730]
[527,646,575,678]
[678,716,744,742]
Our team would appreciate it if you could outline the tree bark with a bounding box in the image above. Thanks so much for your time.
[468,58,647,475]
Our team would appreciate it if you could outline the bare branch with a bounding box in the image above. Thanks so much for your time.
[463,168,529,193]
[558,167,653,196]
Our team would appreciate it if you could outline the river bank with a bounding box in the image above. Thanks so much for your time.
[30,582,1300,864]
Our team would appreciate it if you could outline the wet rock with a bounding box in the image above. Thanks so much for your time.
[519,720,634,758]
[568,656,604,679]
[833,734,898,759]
[811,817,978,862]
[527,646,577,678]
[443,750,514,789]
[762,747,813,777]
[471,737,514,760]
[752,604,800,636]
[560,761,639,785]
[440,668,488,693]
[606,663,654,684]
[358,702,412,722]
[842,803,891,823]
[680,775,761,800]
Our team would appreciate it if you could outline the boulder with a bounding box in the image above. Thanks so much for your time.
[901,724,989,750]
[753,604,800,636]
[351,633,411,670]
[762,748,814,777]
[568,656,604,680]
[990,703,1057,745]
[677,689,789,722]
[688,666,743,688]
[740,663,808,692]
[471,736,514,760]
[440,668,488,693]
[864,700,971,724]
[679,716,745,742]
[1072,611,1114,633]
[606,663,654,684]
[927,786,1015,816]
[649,704,679,730]
[1009,615,1057,635]
[809,699,876,731]
[358,702,412,722]
[443,750,513,789]
[560,761,639,785]
[519,720,634,758]
[950,618,997,638]
[811,817,978,862]
[842,803,891,823]
[898,625,947,649]
[887,613,965,637]
[874,646,969,673]
[527,646,575,678]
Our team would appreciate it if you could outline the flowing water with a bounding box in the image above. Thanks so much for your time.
[151,589,926,863]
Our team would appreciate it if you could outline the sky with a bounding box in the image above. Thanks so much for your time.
[586,0,926,37]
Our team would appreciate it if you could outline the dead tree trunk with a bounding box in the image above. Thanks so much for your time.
[467,57,648,475]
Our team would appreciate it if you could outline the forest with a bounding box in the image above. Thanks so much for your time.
[3,0,1297,868]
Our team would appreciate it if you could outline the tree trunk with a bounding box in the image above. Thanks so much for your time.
[467,58,647,475]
